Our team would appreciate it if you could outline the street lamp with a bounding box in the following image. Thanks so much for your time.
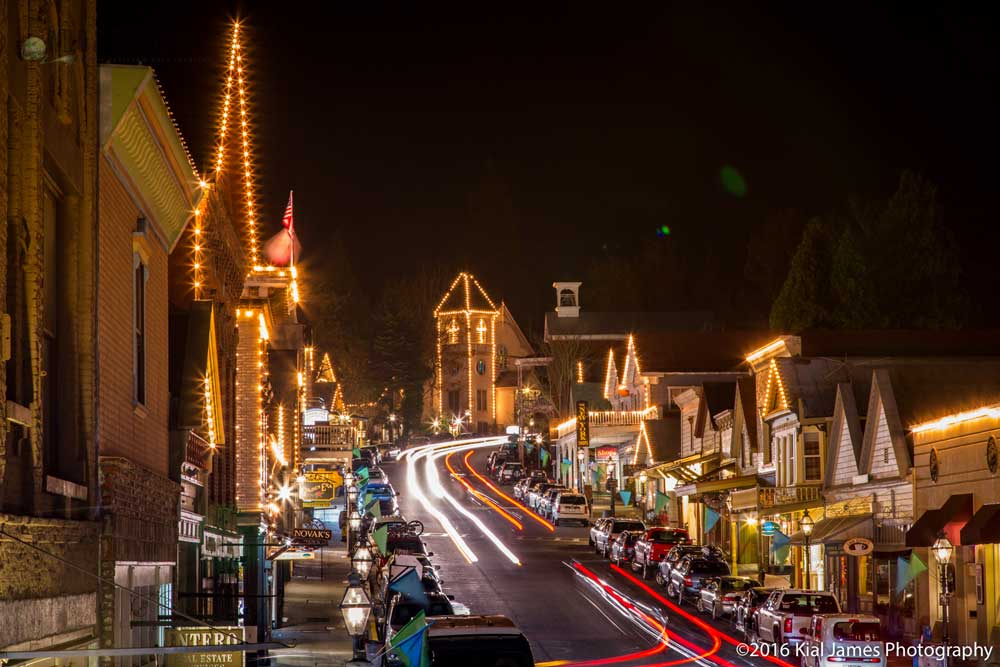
[352,544,373,579]
[800,509,814,589]
[932,532,953,652]
[339,572,372,660]
[349,508,362,532]
[577,447,586,491]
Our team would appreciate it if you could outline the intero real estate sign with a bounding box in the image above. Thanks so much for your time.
[166,626,251,666]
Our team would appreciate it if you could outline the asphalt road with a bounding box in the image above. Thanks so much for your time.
[383,445,784,667]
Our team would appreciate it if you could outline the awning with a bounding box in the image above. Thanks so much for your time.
[695,476,759,495]
[905,494,974,547]
[960,503,1000,545]
[645,451,719,483]
[790,514,872,546]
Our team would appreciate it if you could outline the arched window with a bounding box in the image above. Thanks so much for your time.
[559,289,577,307]
[476,319,487,343]
[447,319,460,344]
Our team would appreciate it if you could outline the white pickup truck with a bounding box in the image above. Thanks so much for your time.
[753,589,841,646]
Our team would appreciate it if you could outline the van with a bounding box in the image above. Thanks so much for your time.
[550,492,589,526]
[426,615,534,667]
[801,614,884,667]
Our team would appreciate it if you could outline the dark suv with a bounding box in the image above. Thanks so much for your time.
[667,555,731,604]
[654,544,708,587]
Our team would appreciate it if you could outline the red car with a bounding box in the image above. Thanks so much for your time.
[631,527,691,578]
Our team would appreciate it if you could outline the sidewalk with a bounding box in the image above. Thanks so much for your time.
[270,520,358,666]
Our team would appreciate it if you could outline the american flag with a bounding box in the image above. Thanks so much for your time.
[281,191,294,236]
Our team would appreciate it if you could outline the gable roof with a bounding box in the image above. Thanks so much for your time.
[434,272,498,315]
[733,376,759,453]
[825,383,865,486]
[859,369,911,476]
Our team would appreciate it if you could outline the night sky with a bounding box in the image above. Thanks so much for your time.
[99,2,1000,331]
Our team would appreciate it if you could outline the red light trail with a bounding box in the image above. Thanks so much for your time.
[462,449,555,531]
[444,452,524,530]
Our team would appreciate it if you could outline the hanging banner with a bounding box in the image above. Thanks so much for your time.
[575,400,590,449]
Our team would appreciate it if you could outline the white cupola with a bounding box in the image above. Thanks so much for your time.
[553,282,581,318]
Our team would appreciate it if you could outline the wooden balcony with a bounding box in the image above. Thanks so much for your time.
[760,483,823,511]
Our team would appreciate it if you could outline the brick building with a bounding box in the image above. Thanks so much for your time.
[0,1,101,663]
[97,65,201,662]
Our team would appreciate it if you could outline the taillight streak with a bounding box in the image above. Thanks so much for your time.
[463,450,555,532]
[444,452,523,530]
[609,563,798,667]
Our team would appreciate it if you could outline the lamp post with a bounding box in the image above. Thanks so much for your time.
[932,532,953,655]
[576,447,586,491]
[339,572,372,661]
[800,509,814,590]
[352,544,373,580]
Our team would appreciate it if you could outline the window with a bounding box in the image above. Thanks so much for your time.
[476,319,486,343]
[447,319,459,344]
[804,432,821,481]
[559,289,576,306]
[476,389,487,412]
[134,255,148,405]
[447,390,460,414]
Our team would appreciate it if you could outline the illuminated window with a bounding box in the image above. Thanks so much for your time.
[447,319,460,344]
[476,319,487,343]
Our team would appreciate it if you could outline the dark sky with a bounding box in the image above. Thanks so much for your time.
[99,2,1000,331]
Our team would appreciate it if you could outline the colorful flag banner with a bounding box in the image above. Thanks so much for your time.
[896,552,927,591]
[369,498,381,519]
[619,490,632,505]
[525,443,534,455]
[352,447,361,459]
[655,491,670,514]
[560,461,572,476]
[357,466,370,482]
[389,568,429,608]
[373,525,388,556]
[389,610,431,667]
[591,469,600,484]
[770,529,791,564]
[704,507,721,534]
[540,449,550,467]
[562,458,571,466]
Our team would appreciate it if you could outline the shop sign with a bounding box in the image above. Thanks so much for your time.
[761,520,780,536]
[576,401,590,449]
[273,550,316,561]
[300,470,342,508]
[166,626,246,667]
[291,528,332,546]
[844,537,874,557]
[596,446,618,461]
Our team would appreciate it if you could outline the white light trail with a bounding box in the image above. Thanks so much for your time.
[404,445,479,564]
[426,442,522,566]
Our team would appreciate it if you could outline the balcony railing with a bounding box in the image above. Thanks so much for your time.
[760,484,822,509]
[555,407,658,439]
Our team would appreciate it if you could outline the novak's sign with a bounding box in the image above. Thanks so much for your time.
[166,626,248,667]
[575,400,590,449]
[292,528,332,545]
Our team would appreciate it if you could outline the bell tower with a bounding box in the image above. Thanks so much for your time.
[553,281,582,318]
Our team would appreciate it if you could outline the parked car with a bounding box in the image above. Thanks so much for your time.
[733,587,775,637]
[696,576,758,619]
[800,614,885,667]
[367,466,387,483]
[538,486,569,519]
[550,492,589,526]
[520,477,551,502]
[499,461,524,484]
[528,470,548,480]
[386,532,430,556]
[590,518,647,557]
[527,482,559,510]
[487,452,509,477]
[667,556,732,603]
[632,528,692,578]
[512,479,529,500]
[753,590,841,646]
[608,530,643,567]
[655,544,709,587]
[384,592,455,663]
[361,445,382,465]
[391,553,444,589]
[425,615,535,667]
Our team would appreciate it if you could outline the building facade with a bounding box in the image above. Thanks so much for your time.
[1,1,101,662]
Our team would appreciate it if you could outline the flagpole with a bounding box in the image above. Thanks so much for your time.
[288,190,295,269]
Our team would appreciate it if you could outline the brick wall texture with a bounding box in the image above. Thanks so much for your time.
[235,322,262,512]
[99,457,179,563]
[97,159,171,477]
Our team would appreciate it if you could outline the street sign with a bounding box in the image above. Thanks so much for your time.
[300,470,342,508]
[292,528,332,546]
[761,521,780,536]
[166,626,247,667]
[576,400,590,449]
[844,537,874,557]
[273,550,316,561]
